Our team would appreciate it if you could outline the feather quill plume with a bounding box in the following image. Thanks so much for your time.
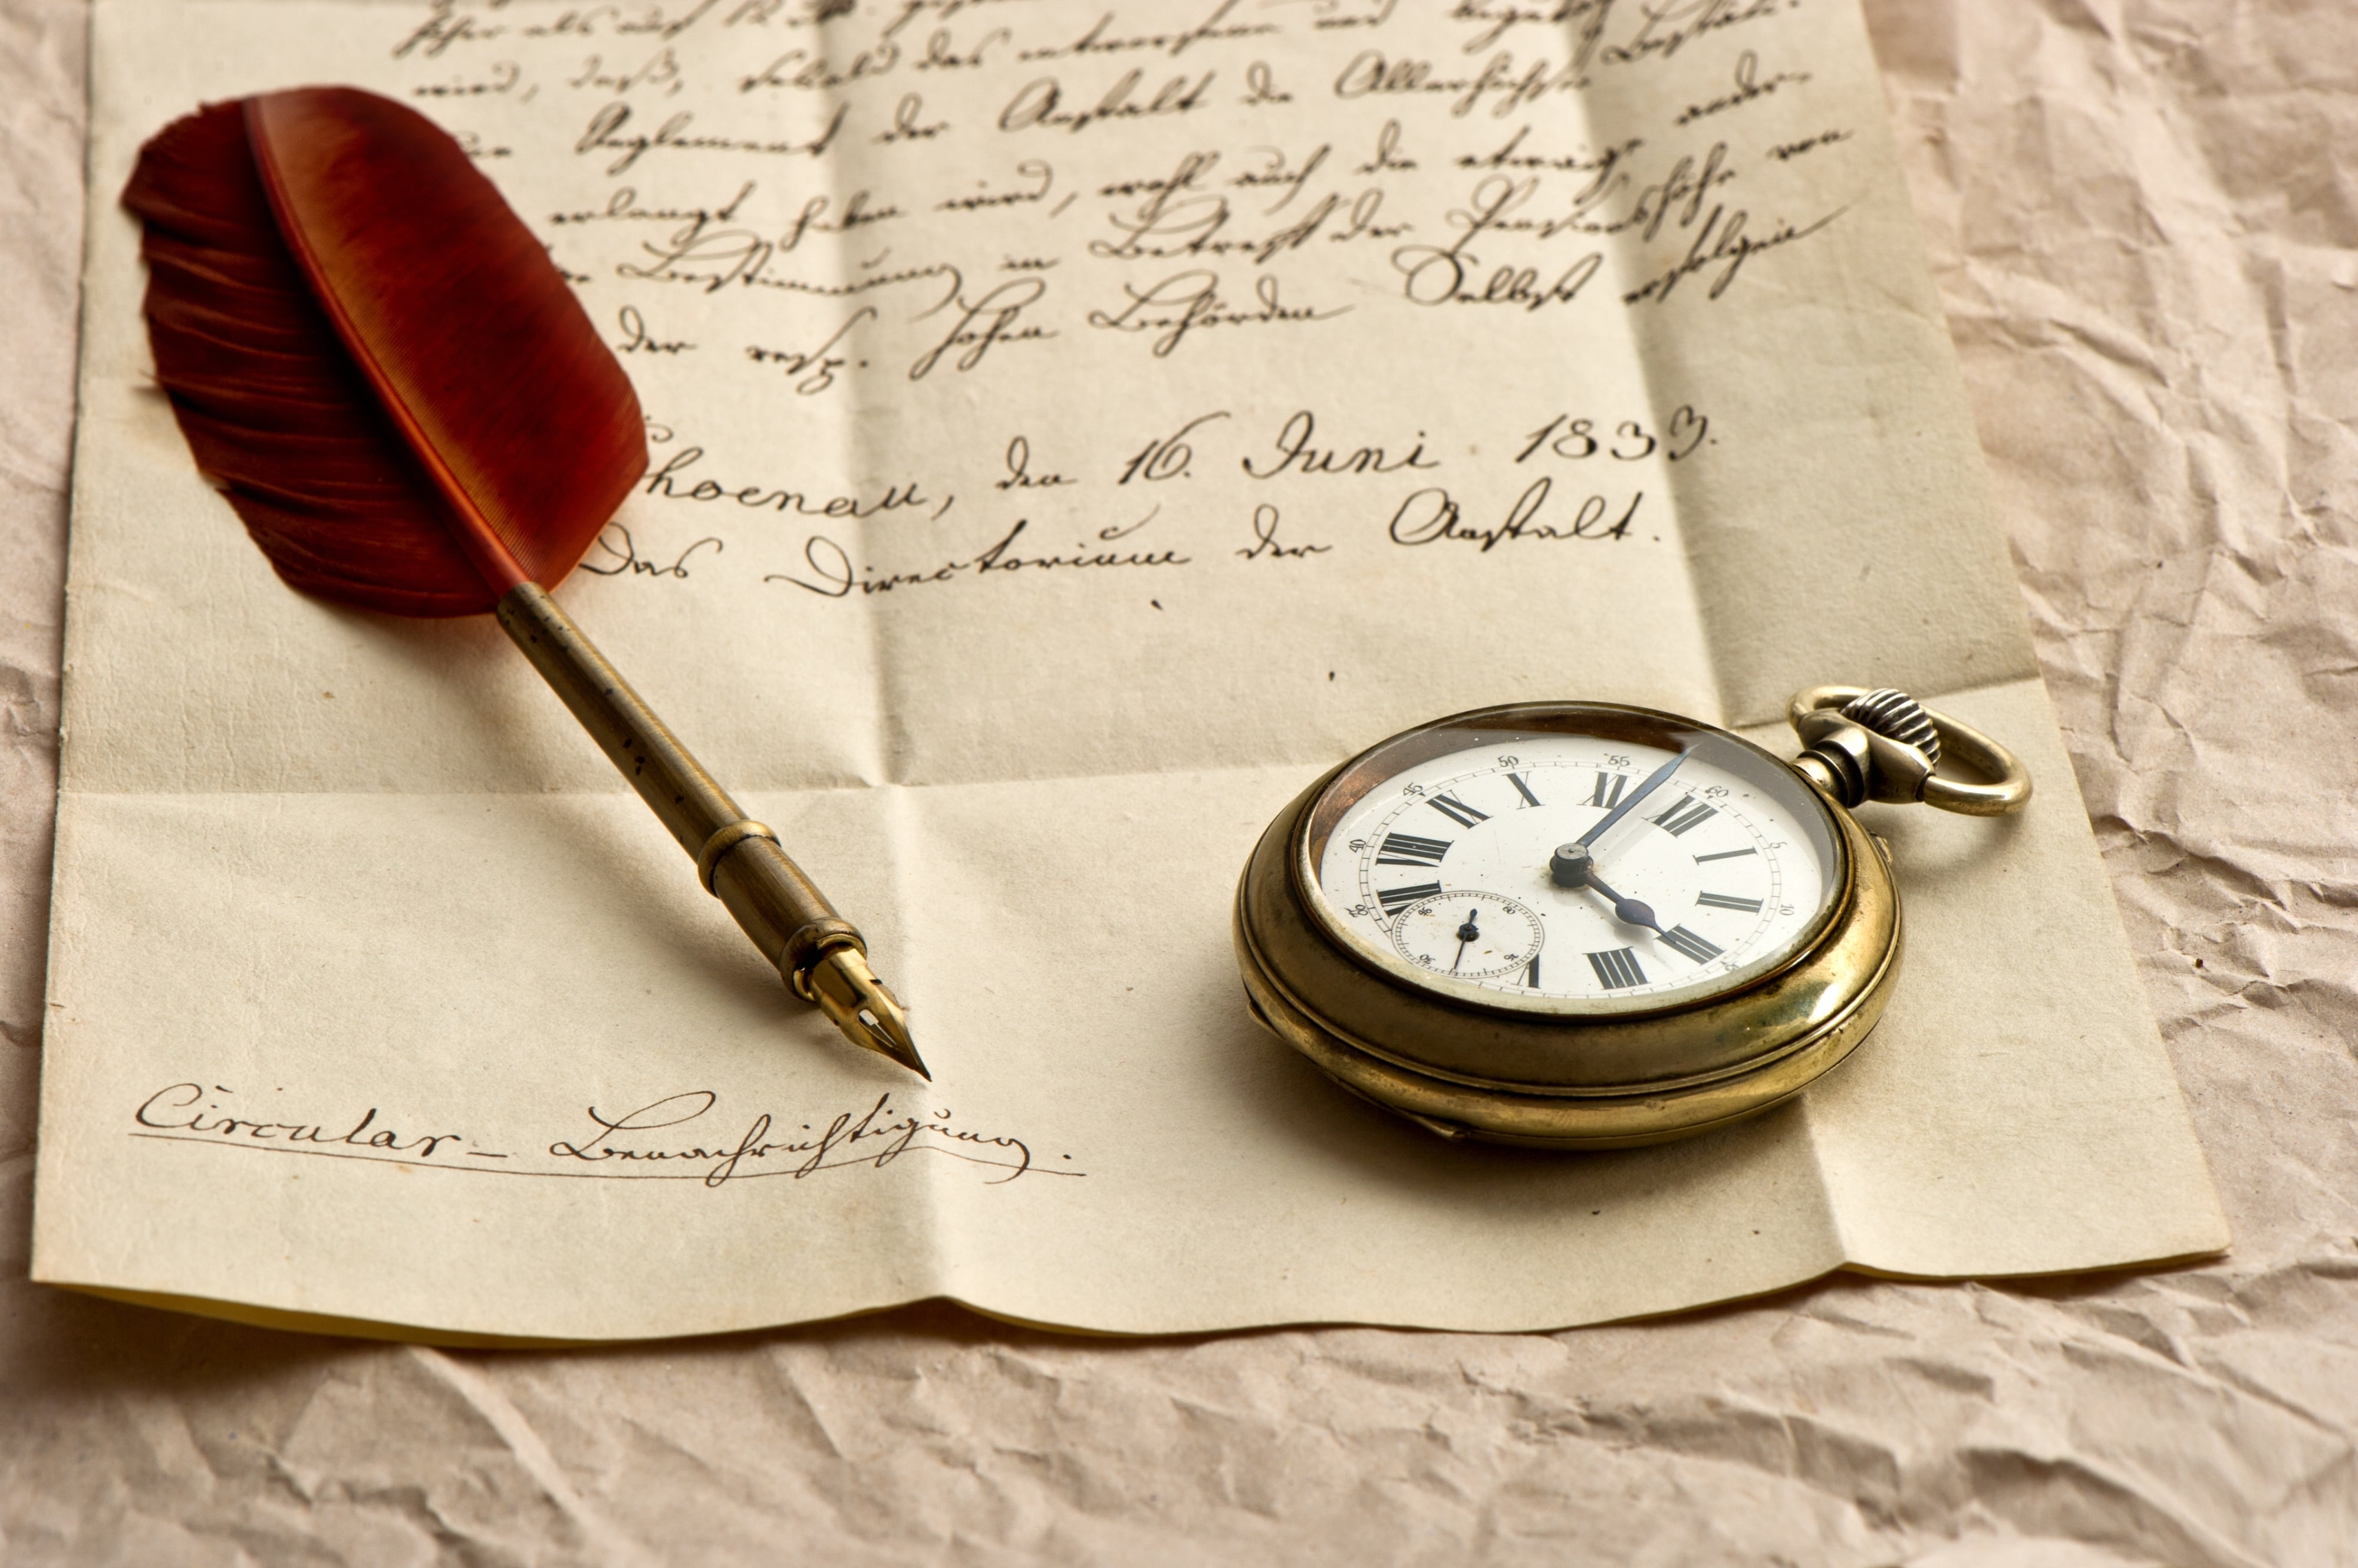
[124,88,645,613]
[120,87,925,1078]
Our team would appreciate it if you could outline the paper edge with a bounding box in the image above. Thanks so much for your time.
[48,1228,2235,1348]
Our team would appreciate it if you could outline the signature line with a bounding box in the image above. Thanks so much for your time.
[126,1132,1081,1181]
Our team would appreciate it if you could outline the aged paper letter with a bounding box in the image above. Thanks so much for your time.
[35,0,2225,1339]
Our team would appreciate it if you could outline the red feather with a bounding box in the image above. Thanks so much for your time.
[123,88,646,617]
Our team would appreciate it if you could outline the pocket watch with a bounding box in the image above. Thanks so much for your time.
[1233,686,2031,1148]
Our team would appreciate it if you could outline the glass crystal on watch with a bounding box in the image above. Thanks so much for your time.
[1307,723,1840,1016]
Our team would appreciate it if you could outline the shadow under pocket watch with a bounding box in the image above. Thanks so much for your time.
[1233,687,2031,1148]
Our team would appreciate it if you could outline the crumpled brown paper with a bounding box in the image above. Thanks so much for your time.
[2,0,2352,1560]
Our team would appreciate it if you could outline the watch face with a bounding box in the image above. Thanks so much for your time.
[1297,704,1846,1017]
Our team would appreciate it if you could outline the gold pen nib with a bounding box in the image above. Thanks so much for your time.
[805,947,930,1080]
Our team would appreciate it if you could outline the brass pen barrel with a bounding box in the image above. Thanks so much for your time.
[495,581,926,1079]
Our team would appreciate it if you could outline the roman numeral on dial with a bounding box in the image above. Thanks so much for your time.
[1507,773,1543,808]
[1375,832,1451,867]
[1658,925,1724,964]
[1425,793,1489,829]
[1588,948,1646,989]
[1590,772,1629,808]
[1692,847,1756,863]
[1650,798,1717,836]
[1695,892,1763,913]
[1523,954,1542,988]
[1376,882,1444,915]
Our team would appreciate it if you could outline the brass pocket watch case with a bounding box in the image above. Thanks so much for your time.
[1233,687,2031,1148]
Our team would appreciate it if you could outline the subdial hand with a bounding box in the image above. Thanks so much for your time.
[1452,908,1481,972]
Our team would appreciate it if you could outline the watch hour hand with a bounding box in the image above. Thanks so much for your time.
[1588,874,1665,936]
[1577,749,1687,851]
[1548,844,1665,935]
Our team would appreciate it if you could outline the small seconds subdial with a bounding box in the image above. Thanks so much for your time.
[1388,891,1544,981]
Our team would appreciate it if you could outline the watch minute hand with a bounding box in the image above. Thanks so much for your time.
[1578,749,1688,848]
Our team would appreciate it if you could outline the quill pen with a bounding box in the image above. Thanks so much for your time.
[122,87,926,1079]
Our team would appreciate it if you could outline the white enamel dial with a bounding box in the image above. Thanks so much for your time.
[1309,726,1842,1016]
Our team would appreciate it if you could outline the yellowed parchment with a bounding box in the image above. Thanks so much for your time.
[33,0,2224,1340]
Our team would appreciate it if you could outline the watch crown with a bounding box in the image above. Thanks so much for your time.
[1840,687,1941,768]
